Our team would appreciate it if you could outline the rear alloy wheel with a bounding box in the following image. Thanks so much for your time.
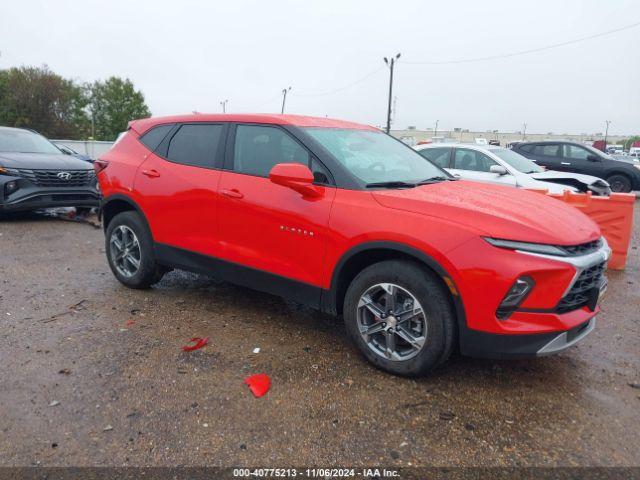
[606,174,632,193]
[105,211,166,289]
[110,225,142,278]
[344,260,456,376]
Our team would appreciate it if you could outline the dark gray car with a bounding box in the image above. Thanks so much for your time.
[0,127,100,214]
[512,140,640,193]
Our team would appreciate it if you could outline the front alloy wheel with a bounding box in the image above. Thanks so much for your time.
[343,260,456,376]
[357,283,427,361]
[109,225,142,278]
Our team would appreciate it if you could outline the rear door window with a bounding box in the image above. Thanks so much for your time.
[166,124,224,168]
[532,144,561,157]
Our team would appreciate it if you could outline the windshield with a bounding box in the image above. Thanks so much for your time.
[491,148,543,173]
[0,129,61,154]
[303,128,447,186]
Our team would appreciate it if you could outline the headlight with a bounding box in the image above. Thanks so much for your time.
[484,237,567,256]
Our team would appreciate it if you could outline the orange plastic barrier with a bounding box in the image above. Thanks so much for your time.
[528,190,636,270]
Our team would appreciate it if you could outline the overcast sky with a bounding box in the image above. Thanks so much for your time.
[1,0,639,134]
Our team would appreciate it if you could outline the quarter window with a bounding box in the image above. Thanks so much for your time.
[418,148,451,168]
[166,124,223,168]
[233,125,310,177]
[453,149,498,172]
[139,124,174,151]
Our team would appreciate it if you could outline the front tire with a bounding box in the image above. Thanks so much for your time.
[343,260,456,377]
[606,174,632,193]
[105,211,165,289]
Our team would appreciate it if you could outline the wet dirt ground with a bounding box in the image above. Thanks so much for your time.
[0,205,638,468]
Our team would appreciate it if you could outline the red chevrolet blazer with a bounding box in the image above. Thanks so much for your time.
[96,114,611,376]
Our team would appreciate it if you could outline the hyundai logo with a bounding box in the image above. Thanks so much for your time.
[57,172,72,180]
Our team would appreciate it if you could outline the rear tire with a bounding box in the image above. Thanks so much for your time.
[343,260,456,377]
[105,211,165,289]
[606,174,632,193]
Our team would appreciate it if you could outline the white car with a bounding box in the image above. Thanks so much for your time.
[414,143,611,196]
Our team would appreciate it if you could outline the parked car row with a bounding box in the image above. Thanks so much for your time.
[510,141,640,193]
[414,143,612,196]
[93,113,610,376]
[0,116,616,377]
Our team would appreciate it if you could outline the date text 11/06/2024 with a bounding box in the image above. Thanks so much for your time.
[232,468,400,478]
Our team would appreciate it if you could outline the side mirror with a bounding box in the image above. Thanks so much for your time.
[269,163,323,198]
[587,154,600,162]
[490,165,508,175]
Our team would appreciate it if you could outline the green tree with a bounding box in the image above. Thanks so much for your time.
[89,77,151,141]
[622,135,640,151]
[0,65,90,138]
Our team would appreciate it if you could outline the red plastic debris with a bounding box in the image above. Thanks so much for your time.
[244,373,270,398]
[182,337,209,352]
[124,319,136,328]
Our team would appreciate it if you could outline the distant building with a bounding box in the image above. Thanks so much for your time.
[390,129,629,147]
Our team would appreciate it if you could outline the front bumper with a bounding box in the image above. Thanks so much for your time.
[0,180,100,212]
[447,236,610,358]
[460,316,596,359]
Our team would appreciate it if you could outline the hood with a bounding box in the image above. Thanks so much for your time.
[530,170,605,186]
[372,180,600,245]
[0,152,93,170]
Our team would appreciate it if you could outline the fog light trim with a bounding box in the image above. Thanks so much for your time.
[496,276,535,320]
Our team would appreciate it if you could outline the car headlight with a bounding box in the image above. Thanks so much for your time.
[484,237,567,256]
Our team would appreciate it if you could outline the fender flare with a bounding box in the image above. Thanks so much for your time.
[321,241,467,329]
[100,194,152,237]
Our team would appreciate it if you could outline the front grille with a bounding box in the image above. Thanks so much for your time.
[559,238,603,256]
[12,168,95,187]
[556,261,606,313]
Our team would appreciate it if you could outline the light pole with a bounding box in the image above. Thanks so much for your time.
[220,99,228,113]
[522,123,527,141]
[281,87,291,114]
[383,53,401,134]
[434,119,439,137]
[604,120,611,150]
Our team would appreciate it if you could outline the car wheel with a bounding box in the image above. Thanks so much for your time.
[606,174,632,193]
[343,260,456,376]
[105,211,166,289]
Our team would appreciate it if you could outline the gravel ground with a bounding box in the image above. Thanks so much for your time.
[0,204,638,468]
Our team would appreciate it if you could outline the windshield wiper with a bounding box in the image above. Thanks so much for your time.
[416,176,456,184]
[365,181,418,189]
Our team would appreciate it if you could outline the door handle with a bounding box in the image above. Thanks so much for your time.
[561,162,571,165]
[141,169,160,178]
[220,188,244,199]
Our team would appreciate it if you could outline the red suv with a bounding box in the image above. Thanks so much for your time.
[96,114,610,376]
